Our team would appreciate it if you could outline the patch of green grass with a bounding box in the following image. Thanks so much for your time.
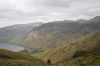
[31,49,53,58]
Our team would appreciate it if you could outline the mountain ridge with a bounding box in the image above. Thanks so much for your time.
[12,16,100,50]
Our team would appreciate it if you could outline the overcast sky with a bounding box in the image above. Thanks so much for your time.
[0,0,100,27]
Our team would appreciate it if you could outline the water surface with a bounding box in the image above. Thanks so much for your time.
[0,43,24,52]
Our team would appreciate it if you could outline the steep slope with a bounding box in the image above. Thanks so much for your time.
[41,31,100,64]
[16,16,100,49]
[0,22,42,42]
[54,55,100,66]
[0,49,46,66]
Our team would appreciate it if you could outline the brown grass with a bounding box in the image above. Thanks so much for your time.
[41,31,100,64]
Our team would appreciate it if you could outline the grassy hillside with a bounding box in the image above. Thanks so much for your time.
[41,31,100,64]
[3,31,100,66]
[54,55,100,66]
[0,49,47,66]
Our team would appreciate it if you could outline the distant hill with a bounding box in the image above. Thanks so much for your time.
[0,22,43,42]
[41,31,100,64]
[0,49,46,66]
[13,16,100,49]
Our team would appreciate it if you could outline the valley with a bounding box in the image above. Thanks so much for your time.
[0,0,100,66]
[0,16,100,66]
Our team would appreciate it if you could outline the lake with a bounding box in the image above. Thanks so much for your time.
[0,43,24,52]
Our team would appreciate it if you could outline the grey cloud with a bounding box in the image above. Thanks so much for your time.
[42,0,70,7]
[0,0,100,27]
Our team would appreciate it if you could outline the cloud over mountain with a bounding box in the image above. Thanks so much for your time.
[0,0,100,27]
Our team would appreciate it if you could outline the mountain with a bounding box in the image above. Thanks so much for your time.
[76,19,88,23]
[1,26,99,66]
[0,16,100,66]
[13,16,100,50]
[0,22,43,42]
[41,31,100,64]
[0,49,47,66]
